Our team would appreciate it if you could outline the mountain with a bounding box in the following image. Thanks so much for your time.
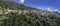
[0,0,60,26]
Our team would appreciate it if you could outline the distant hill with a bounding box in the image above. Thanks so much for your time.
[0,0,60,26]
[0,0,38,10]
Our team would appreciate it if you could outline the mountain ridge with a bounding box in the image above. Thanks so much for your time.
[0,1,60,26]
[0,0,60,17]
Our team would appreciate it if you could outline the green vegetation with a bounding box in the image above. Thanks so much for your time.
[0,1,37,10]
[0,1,60,26]
[0,12,57,26]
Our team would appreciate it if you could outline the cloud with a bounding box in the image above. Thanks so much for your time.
[54,9,58,12]
[47,7,51,11]
[47,7,58,12]
[19,0,25,4]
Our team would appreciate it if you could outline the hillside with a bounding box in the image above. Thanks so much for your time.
[0,1,37,10]
[0,0,60,26]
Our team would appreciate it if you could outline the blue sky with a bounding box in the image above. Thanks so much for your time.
[13,0,60,12]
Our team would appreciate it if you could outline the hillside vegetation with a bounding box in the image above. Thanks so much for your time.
[0,0,60,26]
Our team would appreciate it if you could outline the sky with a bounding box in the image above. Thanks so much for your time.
[13,0,60,12]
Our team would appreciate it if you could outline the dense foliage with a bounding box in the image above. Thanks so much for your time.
[0,1,37,10]
[0,12,59,26]
[0,1,60,26]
